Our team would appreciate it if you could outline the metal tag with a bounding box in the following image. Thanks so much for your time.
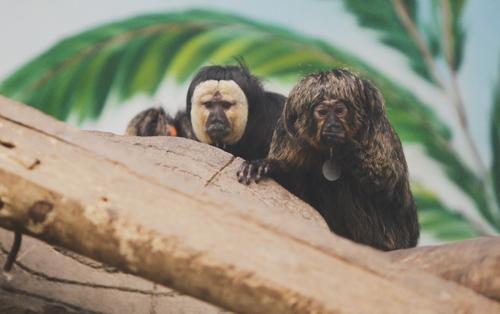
[322,148,341,181]
[322,159,341,181]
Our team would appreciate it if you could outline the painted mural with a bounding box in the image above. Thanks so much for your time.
[1,0,499,244]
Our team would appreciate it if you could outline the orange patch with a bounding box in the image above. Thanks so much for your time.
[166,125,177,137]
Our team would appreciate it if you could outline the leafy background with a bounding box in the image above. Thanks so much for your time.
[1,0,499,244]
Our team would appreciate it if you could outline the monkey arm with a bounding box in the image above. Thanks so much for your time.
[347,130,407,199]
[237,121,298,184]
[237,159,273,184]
[236,157,295,184]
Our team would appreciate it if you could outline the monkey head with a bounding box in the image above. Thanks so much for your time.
[186,64,267,147]
[190,79,248,145]
[125,107,177,137]
[284,69,385,152]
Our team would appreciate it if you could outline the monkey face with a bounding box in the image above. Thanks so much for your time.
[313,99,350,146]
[285,69,382,151]
[190,80,249,146]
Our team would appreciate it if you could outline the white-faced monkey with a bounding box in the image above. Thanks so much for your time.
[237,69,419,251]
[126,63,286,160]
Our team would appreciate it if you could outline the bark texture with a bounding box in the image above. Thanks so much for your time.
[388,237,500,301]
[0,96,499,313]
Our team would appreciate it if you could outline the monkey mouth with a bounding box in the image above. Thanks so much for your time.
[206,124,231,142]
[321,131,345,145]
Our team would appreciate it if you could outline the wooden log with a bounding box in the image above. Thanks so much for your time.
[0,96,499,313]
[0,229,224,314]
[388,237,500,301]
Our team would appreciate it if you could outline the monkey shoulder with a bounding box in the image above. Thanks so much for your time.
[231,93,286,160]
[264,92,286,108]
[174,111,196,140]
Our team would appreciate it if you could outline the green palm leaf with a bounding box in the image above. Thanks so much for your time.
[342,0,467,80]
[341,0,433,81]
[436,0,466,70]
[492,63,500,208]
[0,9,496,233]
[0,9,447,131]
[414,186,480,241]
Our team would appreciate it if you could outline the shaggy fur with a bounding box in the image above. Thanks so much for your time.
[126,107,176,136]
[238,69,420,251]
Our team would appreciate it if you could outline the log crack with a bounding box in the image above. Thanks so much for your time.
[53,247,119,273]
[0,243,178,297]
[205,156,237,187]
[0,139,15,149]
[0,284,101,313]
[149,284,158,314]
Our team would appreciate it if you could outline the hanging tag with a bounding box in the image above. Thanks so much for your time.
[322,148,341,181]
[322,160,341,181]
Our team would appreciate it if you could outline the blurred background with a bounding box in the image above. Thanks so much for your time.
[1,0,499,245]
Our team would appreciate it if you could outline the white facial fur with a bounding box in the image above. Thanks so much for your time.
[190,80,249,145]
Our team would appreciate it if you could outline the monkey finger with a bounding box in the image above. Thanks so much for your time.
[237,162,248,182]
[263,163,270,175]
[245,164,254,185]
[237,169,246,183]
[255,165,264,183]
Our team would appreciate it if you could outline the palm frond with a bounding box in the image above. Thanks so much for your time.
[414,186,480,240]
[0,8,496,233]
[491,62,500,210]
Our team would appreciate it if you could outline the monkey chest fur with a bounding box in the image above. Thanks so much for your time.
[301,169,397,247]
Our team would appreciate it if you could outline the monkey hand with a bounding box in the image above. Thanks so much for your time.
[237,159,274,185]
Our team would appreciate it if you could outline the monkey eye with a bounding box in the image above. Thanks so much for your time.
[314,105,329,118]
[221,101,233,110]
[334,103,347,116]
[316,109,328,117]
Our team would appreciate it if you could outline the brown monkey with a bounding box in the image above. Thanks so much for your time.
[237,69,419,251]
[125,107,178,137]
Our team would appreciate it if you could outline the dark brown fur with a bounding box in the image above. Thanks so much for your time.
[238,69,419,251]
[125,107,177,136]
[125,107,196,139]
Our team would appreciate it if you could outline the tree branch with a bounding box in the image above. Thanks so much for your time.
[0,97,499,313]
[389,237,500,301]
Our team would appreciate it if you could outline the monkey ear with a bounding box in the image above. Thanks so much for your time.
[362,79,384,118]
[283,100,299,138]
